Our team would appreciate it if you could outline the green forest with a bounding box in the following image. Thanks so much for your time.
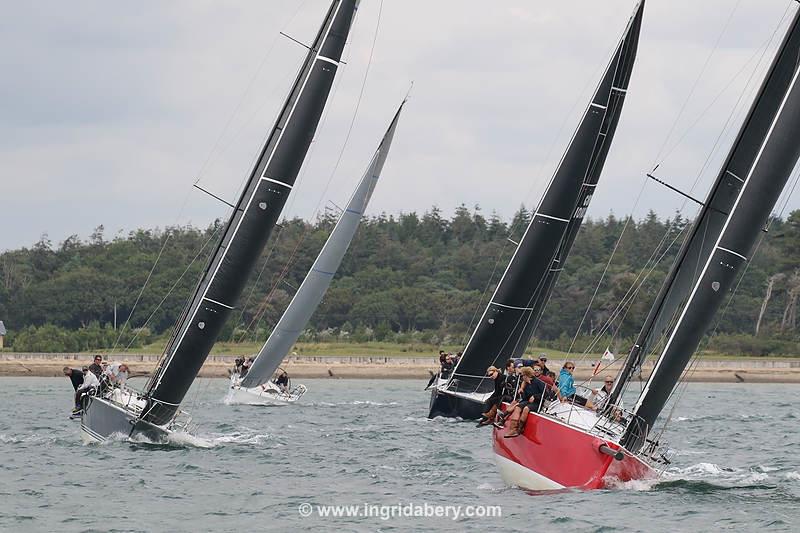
[2,205,799,356]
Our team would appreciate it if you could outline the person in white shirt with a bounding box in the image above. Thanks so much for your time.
[104,362,130,386]
[73,367,100,413]
[593,376,615,412]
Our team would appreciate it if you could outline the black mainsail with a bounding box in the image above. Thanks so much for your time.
[140,0,360,427]
[614,7,800,451]
[428,0,644,419]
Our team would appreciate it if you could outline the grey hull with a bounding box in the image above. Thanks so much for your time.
[80,396,168,444]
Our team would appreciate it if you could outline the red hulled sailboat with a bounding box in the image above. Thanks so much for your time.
[493,2,800,490]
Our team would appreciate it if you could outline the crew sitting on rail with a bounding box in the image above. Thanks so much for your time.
[104,362,129,386]
[592,375,615,412]
[477,366,505,427]
[502,359,519,400]
[273,370,289,392]
[538,355,552,377]
[233,357,245,376]
[440,354,455,378]
[512,358,536,368]
[558,361,590,406]
[73,366,100,414]
[240,357,253,379]
[491,360,520,427]
[502,366,548,438]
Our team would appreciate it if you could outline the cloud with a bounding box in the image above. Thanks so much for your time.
[2,0,799,251]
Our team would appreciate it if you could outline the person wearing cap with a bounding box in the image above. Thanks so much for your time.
[73,366,100,414]
[538,354,551,376]
[477,366,505,427]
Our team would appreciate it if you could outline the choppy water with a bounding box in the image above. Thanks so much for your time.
[0,378,798,532]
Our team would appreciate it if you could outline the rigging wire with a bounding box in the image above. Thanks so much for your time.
[232,0,386,344]
[567,1,793,382]
[650,0,743,167]
[105,2,307,361]
[654,156,800,442]
[457,21,628,350]
[633,0,800,440]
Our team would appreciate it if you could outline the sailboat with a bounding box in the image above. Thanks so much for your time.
[493,4,800,490]
[428,0,644,419]
[80,0,360,443]
[227,100,406,405]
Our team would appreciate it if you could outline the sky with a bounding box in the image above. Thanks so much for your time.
[3,0,800,252]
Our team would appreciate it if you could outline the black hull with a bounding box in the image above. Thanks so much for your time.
[80,396,168,444]
[427,387,487,420]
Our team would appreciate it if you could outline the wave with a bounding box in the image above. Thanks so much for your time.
[210,431,275,446]
[657,462,781,491]
[604,476,662,491]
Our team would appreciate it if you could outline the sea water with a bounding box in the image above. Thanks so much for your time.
[0,378,798,532]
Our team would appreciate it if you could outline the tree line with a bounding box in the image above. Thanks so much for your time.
[2,205,800,355]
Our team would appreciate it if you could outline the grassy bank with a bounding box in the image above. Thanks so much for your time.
[99,340,798,360]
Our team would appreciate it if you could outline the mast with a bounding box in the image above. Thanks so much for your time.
[618,7,800,450]
[142,0,360,426]
[511,2,644,356]
[448,1,644,388]
[240,101,405,388]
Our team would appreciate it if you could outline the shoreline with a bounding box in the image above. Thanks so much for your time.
[2,353,800,382]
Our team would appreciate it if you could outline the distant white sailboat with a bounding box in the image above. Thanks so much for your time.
[228,101,406,405]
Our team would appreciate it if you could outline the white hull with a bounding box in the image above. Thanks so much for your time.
[226,381,306,406]
[493,453,565,491]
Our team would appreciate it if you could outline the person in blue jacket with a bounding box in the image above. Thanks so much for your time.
[558,361,587,406]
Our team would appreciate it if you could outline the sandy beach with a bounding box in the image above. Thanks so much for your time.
[2,352,800,383]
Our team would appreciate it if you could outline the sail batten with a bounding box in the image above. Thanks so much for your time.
[441,1,644,395]
[142,0,359,426]
[240,102,405,388]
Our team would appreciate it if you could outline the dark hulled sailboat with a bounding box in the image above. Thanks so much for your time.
[428,0,644,419]
[80,0,360,443]
[493,4,800,490]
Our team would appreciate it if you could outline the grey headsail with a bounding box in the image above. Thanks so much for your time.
[615,6,800,451]
[240,101,405,388]
[433,0,644,414]
[142,0,360,427]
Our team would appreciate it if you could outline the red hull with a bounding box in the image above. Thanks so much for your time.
[493,410,656,490]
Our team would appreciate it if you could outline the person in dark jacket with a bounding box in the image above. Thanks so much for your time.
[88,355,103,378]
[63,366,84,391]
[503,367,547,438]
[477,366,504,427]
[273,370,289,392]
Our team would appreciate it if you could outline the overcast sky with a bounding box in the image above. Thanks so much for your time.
[3,0,800,251]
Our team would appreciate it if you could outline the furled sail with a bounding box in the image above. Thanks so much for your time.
[617,7,800,450]
[240,101,405,388]
[446,0,644,393]
[142,0,360,426]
